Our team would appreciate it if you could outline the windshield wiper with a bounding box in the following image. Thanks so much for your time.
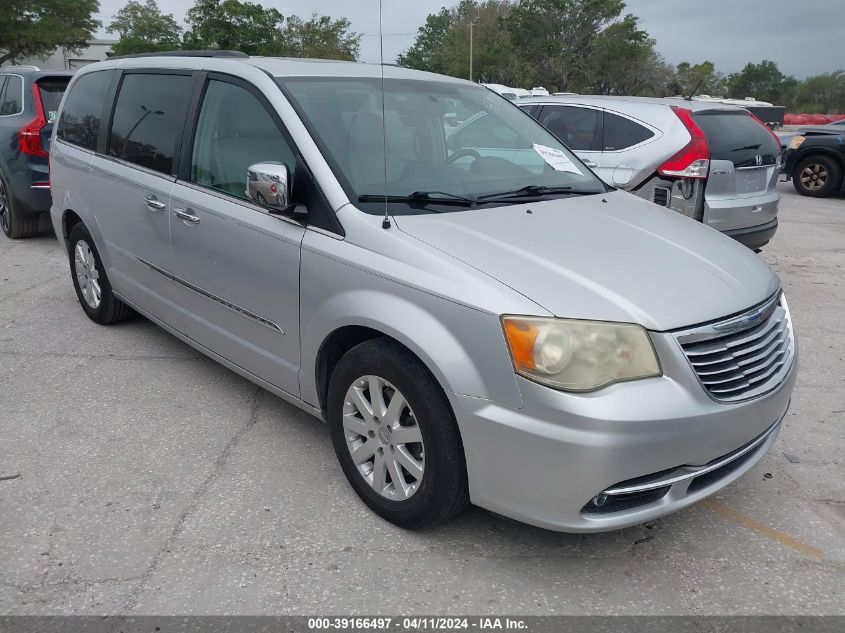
[731,144,761,151]
[358,190,476,206]
[475,185,600,202]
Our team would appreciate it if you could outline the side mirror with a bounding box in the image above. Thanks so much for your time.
[246,162,306,216]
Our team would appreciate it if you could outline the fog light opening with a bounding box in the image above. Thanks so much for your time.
[591,493,608,508]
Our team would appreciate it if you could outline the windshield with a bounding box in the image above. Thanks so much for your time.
[278,77,606,214]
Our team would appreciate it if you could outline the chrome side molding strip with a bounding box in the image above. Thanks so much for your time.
[137,256,285,335]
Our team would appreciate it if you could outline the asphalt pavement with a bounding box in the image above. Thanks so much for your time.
[1,182,843,615]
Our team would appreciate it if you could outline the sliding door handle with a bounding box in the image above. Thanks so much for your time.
[174,208,200,225]
[144,195,166,211]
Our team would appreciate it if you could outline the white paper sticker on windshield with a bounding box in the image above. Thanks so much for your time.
[532,143,584,175]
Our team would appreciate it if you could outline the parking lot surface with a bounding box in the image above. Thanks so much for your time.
[1,182,843,615]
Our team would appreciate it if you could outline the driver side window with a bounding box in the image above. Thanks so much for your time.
[191,79,295,201]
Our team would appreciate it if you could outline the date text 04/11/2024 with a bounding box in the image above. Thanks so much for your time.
[306,617,529,630]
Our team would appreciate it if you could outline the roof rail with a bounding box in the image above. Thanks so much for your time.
[4,64,41,70]
[112,50,248,60]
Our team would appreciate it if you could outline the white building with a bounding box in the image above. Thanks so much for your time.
[1,39,116,70]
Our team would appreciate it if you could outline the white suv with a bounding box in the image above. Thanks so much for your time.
[521,95,782,249]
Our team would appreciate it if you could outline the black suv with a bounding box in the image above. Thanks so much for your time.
[0,67,74,238]
[782,131,845,198]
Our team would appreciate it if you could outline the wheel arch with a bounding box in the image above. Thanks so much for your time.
[61,208,84,244]
[314,324,387,413]
[302,289,524,415]
[792,148,845,176]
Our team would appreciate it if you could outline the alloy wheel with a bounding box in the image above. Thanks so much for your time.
[342,375,425,500]
[74,240,102,309]
[800,163,828,191]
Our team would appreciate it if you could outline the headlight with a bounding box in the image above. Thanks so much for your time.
[502,316,661,392]
[787,136,806,150]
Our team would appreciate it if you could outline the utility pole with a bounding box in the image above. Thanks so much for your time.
[469,15,480,82]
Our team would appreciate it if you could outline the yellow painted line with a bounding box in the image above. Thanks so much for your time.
[701,499,825,560]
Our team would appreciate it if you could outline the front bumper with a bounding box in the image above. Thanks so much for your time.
[452,332,797,532]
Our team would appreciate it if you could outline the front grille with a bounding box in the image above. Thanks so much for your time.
[676,294,794,402]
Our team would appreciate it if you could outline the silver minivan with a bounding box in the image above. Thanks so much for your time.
[50,53,797,532]
[519,96,782,249]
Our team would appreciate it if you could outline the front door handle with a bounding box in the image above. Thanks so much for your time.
[144,195,166,211]
[173,208,200,225]
[582,159,598,168]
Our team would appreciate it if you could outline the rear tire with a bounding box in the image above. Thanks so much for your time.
[0,173,40,239]
[68,222,134,325]
[793,155,842,198]
[327,338,469,528]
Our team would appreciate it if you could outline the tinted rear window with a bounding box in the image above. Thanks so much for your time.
[603,112,654,150]
[108,73,192,175]
[694,111,779,167]
[37,78,69,123]
[57,70,116,151]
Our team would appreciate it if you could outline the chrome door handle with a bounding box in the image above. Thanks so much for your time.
[173,208,200,225]
[582,159,597,168]
[144,195,166,211]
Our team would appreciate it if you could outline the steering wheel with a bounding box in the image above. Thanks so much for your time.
[446,148,482,164]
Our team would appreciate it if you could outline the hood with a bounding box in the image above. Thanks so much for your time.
[392,190,780,331]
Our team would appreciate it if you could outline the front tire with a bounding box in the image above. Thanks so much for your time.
[793,155,842,198]
[0,173,40,239]
[327,338,469,528]
[68,222,134,325]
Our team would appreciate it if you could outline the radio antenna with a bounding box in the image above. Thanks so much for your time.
[379,0,390,229]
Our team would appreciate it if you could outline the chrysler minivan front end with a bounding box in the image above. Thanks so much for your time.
[454,293,795,531]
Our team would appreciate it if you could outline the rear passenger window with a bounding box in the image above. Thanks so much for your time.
[602,112,653,151]
[57,70,115,151]
[190,79,295,200]
[539,106,600,151]
[108,73,192,175]
[0,75,23,115]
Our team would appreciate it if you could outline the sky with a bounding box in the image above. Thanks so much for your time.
[95,0,845,78]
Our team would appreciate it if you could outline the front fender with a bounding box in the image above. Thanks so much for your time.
[299,250,525,412]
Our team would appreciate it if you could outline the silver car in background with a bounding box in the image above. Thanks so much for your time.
[50,53,796,532]
[520,96,782,249]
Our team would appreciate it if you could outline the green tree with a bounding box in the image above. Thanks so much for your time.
[184,0,360,59]
[670,61,726,97]
[396,6,454,74]
[400,0,665,94]
[107,0,183,56]
[503,0,657,92]
[725,60,796,105]
[0,0,100,65]
[583,14,668,95]
[793,70,845,113]
[282,13,361,60]
[184,0,285,54]
[398,1,519,83]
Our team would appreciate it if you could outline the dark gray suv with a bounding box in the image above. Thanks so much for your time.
[0,67,73,238]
